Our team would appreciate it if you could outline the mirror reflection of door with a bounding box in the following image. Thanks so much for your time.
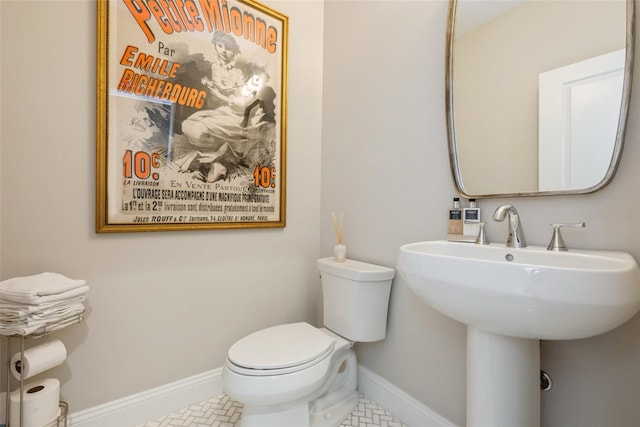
[451,0,629,196]
[538,49,624,191]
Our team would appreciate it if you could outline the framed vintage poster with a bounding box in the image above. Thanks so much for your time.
[96,0,288,232]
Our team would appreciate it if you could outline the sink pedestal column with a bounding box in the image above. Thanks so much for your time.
[467,327,540,427]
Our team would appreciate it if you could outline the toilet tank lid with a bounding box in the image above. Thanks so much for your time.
[317,257,395,281]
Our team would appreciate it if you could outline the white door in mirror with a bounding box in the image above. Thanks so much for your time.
[539,49,624,190]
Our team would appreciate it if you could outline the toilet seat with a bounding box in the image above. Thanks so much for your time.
[227,322,336,376]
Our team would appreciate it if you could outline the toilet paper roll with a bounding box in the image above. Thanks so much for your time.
[9,378,60,427]
[10,340,67,381]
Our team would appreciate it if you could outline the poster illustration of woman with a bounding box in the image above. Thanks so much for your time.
[97,0,288,232]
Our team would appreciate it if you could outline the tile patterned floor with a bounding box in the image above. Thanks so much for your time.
[140,392,408,427]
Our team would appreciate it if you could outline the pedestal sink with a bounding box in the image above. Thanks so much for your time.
[397,240,640,427]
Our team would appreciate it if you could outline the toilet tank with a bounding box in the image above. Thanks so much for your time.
[317,257,395,342]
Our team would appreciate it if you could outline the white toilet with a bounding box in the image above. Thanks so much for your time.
[222,257,395,427]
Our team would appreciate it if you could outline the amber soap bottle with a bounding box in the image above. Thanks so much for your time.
[448,197,463,235]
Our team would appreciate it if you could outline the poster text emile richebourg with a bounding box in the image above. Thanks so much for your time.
[111,0,284,226]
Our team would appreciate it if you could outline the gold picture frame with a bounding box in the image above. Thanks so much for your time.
[96,0,288,232]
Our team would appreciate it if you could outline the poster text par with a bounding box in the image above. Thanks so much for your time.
[111,0,285,227]
[119,0,279,105]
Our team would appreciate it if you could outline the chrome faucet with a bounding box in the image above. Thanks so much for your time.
[492,205,527,248]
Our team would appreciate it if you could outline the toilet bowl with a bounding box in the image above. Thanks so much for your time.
[223,323,358,427]
[222,258,395,427]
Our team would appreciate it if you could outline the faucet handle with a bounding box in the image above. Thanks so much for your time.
[475,222,489,245]
[546,222,586,251]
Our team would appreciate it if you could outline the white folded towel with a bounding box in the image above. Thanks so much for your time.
[0,285,89,306]
[0,301,85,336]
[0,295,87,322]
[0,273,88,336]
[0,273,87,305]
[0,293,86,314]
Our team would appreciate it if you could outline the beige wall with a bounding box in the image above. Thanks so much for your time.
[321,1,467,424]
[322,1,640,427]
[3,1,640,426]
[0,0,324,414]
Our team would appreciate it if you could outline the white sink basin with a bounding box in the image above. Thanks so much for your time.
[397,240,640,340]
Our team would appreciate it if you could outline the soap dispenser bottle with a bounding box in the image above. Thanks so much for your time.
[448,197,463,236]
[463,199,481,237]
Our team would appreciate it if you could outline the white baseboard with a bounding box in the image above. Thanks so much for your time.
[68,365,457,427]
[357,365,459,427]
[68,368,222,427]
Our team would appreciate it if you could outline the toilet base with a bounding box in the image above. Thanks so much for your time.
[240,403,310,427]
[310,390,359,427]
[310,347,359,427]
[236,345,359,427]
[238,389,358,427]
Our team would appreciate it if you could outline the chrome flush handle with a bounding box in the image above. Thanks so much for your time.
[546,222,586,251]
